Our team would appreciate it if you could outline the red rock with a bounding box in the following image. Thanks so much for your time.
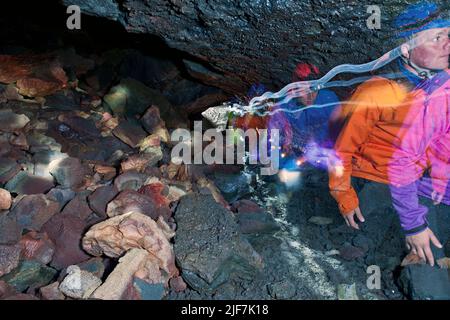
[94,165,117,181]
[112,121,147,148]
[107,190,161,219]
[113,171,147,192]
[39,282,65,300]
[169,276,187,293]
[19,231,55,265]
[49,157,87,189]
[5,171,55,195]
[61,194,93,221]
[9,194,60,231]
[0,188,11,210]
[3,293,39,300]
[339,245,366,261]
[231,199,264,214]
[88,185,119,217]
[121,154,151,173]
[0,54,68,97]
[41,214,91,270]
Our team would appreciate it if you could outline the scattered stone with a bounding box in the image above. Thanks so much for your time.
[0,261,57,292]
[59,265,102,299]
[19,231,55,265]
[93,164,117,181]
[174,194,263,292]
[337,283,359,300]
[0,244,21,277]
[9,132,28,150]
[28,133,62,153]
[49,157,86,189]
[339,245,366,261]
[201,104,233,132]
[235,211,280,235]
[401,252,426,267]
[140,105,165,133]
[112,121,148,148]
[308,216,333,226]
[41,214,91,270]
[0,188,12,210]
[106,189,161,219]
[121,154,152,173]
[231,199,263,214]
[211,171,251,203]
[3,293,39,300]
[91,248,149,300]
[88,185,118,217]
[113,171,147,192]
[352,234,372,253]
[82,212,178,281]
[32,150,68,179]
[5,171,55,195]
[45,90,81,111]
[39,282,65,300]
[0,109,30,132]
[9,194,60,231]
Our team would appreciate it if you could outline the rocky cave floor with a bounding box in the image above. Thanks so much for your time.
[0,75,411,300]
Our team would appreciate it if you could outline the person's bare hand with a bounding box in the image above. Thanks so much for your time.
[343,207,365,230]
[431,190,444,205]
[405,227,443,266]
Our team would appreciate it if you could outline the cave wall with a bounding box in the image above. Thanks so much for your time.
[63,0,448,95]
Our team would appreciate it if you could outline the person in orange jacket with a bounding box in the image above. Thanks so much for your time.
[329,2,450,267]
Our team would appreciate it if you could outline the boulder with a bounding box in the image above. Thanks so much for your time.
[59,265,102,299]
[87,185,118,217]
[174,193,263,292]
[9,194,59,232]
[39,282,65,300]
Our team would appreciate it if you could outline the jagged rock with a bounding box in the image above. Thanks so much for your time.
[32,150,68,179]
[61,193,93,221]
[41,213,91,270]
[106,189,162,219]
[0,158,21,185]
[0,188,11,210]
[3,293,39,300]
[0,244,21,277]
[46,187,76,210]
[59,265,102,299]
[120,154,152,173]
[399,264,450,300]
[49,157,87,189]
[39,282,65,300]
[19,231,55,265]
[93,165,117,181]
[211,171,251,203]
[88,185,118,217]
[91,248,149,300]
[44,90,81,111]
[59,115,101,138]
[140,105,165,134]
[112,121,148,148]
[5,171,55,195]
[129,278,165,300]
[28,133,62,153]
[0,54,67,97]
[0,109,30,132]
[82,212,178,279]
[9,132,28,150]
[174,193,263,292]
[0,214,21,245]
[0,261,57,292]
[113,171,147,192]
[235,211,279,235]
[76,258,106,279]
[9,194,59,231]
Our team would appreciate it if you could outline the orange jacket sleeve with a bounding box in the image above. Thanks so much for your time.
[329,80,382,215]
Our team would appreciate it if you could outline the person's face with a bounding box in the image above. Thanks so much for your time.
[406,27,450,70]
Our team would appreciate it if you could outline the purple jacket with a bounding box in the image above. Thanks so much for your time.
[389,71,450,235]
